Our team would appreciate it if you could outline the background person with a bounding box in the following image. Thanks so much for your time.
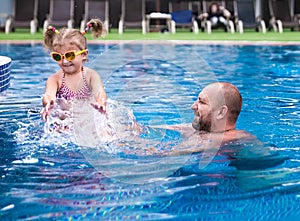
[199,2,231,31]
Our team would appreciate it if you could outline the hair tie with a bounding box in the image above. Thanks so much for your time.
[82,23,93,35]
[49,26,59,34]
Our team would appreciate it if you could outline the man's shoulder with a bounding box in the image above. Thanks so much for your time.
[223,130,255,143]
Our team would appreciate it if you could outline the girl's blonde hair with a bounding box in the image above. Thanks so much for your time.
[44,19,106,51]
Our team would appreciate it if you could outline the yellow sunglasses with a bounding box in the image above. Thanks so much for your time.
[50,49,87,62]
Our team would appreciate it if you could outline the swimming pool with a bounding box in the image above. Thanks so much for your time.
[0,42,300,220]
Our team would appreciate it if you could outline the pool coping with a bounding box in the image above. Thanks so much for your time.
[1,39,300,45]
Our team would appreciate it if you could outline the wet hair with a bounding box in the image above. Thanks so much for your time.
[220,82,242,124]
[43,19,106,51]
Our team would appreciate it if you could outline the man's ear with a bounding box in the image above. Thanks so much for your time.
[216,105,228,120]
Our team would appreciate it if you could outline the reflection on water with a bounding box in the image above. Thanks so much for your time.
[0,43,300,220]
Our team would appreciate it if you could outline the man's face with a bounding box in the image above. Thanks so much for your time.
[191,86,220,132]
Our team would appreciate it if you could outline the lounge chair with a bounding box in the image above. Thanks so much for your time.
[168,1,199,34]
[0,0,13,28]
[296,1,300,14]
[5,0,38,34]
[0,13,8,31]
[233,0,266,33]
[169,10,199,34]
[118,0,147,34]
[200,0,235,33]
[169,1,193,12]
[268,0,300,32]
[80,0,109,33]
[43,0,75,31]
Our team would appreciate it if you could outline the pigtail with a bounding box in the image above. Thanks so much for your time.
[83,19,107,38]
[44,26,59,50]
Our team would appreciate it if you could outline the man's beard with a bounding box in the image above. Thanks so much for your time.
[192,113,212,132]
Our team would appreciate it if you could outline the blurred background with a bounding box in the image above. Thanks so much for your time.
[0,0,300,32]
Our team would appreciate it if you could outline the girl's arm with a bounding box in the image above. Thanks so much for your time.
[40,74,59,121]
[89,69,107,113]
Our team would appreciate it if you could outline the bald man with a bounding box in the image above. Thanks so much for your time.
[159,82,287,188]
[158,82,252,154]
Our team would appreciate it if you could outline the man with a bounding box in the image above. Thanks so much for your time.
[166,82,287,190]
[163,82,252,155]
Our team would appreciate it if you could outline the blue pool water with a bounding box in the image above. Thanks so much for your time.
[0,42,300,220]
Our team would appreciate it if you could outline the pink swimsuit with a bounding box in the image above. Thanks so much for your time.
[57,67,93,100]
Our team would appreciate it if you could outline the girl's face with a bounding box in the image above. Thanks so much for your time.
[53,44,88,75]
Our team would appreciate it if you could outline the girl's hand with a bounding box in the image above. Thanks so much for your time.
[91,102,106,115]
[40,100,54,121]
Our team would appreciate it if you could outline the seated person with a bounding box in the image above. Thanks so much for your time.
[199,2,231,31]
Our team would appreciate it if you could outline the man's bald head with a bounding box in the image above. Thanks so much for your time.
[206,82,242,125]
[191,82,242,132]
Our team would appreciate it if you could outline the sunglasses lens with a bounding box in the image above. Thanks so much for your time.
[52,53,62,61]
[65,52,76,61]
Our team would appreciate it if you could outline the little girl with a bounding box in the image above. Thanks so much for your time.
[40,19,107,121]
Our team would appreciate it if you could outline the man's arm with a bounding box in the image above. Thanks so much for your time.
[151,123,195,137]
